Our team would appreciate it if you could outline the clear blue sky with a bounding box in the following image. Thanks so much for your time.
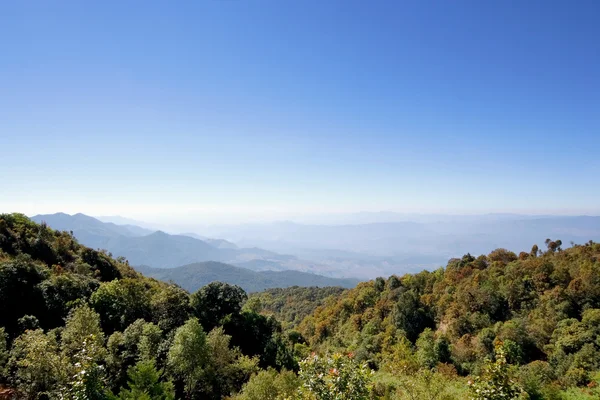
[1,0,599,222]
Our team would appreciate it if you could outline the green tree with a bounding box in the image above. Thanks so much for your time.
[201,327,259,399]
[104,319,163,392]
[297,353,372,400]
[118,360,175,400]
[63,334,113,400]
[469,344,522,400]
[0,257,48,336]
[7,329,68,398]
[167,318,209,398]
[232,368,299,400]
[0,327,8,381]
[393,289,432,342]
[90,279,151,333]
[416,328,437,369]
[138,322,163,363]
[150,284,191,332]
[39,273,99,329]
[61,304,105,361]
[190,282,247,331]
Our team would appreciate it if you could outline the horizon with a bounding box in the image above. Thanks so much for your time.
[22,210,600,230]
[2,1,600,222]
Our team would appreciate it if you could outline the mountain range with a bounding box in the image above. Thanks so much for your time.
[30,213,356,290]
[199,215,600,273]
[31,212,600,280]
[32,213,295,269]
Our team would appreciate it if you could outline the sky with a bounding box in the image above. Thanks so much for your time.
[1,0,599,223]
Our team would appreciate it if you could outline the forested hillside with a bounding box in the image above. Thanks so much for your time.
[247,286,346,329]
[1,213,599,399]
[0,214,299,399]
[295,240,600,399]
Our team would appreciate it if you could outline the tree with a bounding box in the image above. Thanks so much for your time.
[7,329,68,398]
[81,248,122,282]
[224,311,293,370]
[190,282,247,331]
[0,327,8,381]
[167,318,209,398]
[63,334,113,400]
[468,343,522,400]
[297,353,372,400]
[90,278,151,333]
[150,284,191,332]
[393,289,433,342]
[17,315,40,333]
[138,322,163,363]
[61,304,105,361]
[104,319,163,392]
[0,257,48,336]
[416,328,437,369]
[118,360,175,400]
[231,368,299,400]
[374,277,385,292]
[39,273,99,329]
[530,244,539,257]
[203,327,258,399]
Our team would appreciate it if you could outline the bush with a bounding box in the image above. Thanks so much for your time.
[297,353,372,400]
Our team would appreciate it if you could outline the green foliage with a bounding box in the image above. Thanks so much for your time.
[297,353,372,400]
[190,282,247,331]
[62,304,105,360]
[150,284,191,332]
[90,279,152,333]
[232,368,299,400]
[394,289,433,343]
[167,318,208,397]
[248,286,346,329]
[415,328,437,369]
[468,344,522,400]
[62,334,113,400]
[0,257,48,336]
[118,360,175,400]
[0,327,8,381]
[201,327,259,399]
[372,369,468,400]
[2,215,600,399]
[7,328,68,398]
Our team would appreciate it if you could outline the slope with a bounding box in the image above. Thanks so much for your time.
[136,262,358,293]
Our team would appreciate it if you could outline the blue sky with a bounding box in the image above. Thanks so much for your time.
[1,1,599,222]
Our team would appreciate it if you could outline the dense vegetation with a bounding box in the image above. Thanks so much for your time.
[0,214,296,399]
[1,213,600,399]
[296,239,600,399]
[247,286,347,329]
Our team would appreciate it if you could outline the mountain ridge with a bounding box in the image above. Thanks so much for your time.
[135,262,358,293]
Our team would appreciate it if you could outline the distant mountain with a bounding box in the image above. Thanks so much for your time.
[180,233,238,250]
[30,213,313,272]
[135,262,358,293]
[31,213,153,248]
[205,216,600,258]
[95,215,156,229]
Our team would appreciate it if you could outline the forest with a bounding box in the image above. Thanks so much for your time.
[1,213,599,399]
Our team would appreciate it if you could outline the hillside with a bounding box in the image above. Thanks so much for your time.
[2,213,600,399]
[31,213,308,272]
[136,262,358,293]
[294,240,600,396]
[247,286,347,329]
[0,213,306,399]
